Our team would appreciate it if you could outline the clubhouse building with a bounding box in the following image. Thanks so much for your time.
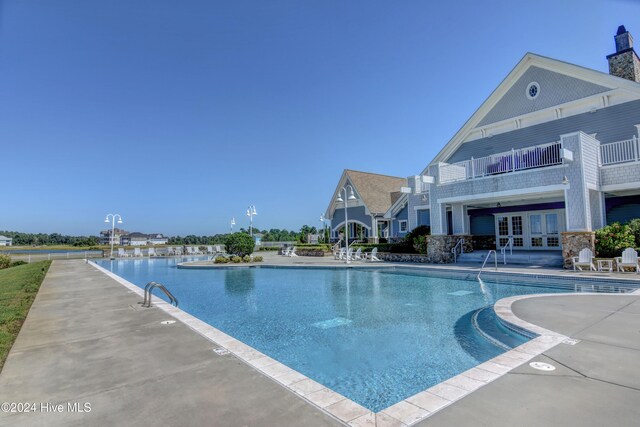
[325,26,640,264]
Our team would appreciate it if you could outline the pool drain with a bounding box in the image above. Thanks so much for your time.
[529,362,556,371]
[160,320,176,325]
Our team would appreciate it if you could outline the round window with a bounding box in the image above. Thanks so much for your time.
[526,82,540,99]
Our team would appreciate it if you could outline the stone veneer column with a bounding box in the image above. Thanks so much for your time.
[427,235,472,264]
[561,231,595,269]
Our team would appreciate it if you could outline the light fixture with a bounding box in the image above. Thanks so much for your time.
[348,188,356,200]
[336,194,344,202]
[496,202,502,208]
[562,176,570,185]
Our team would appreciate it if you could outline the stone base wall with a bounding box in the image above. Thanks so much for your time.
[379,253,430,263]
[561,231,595,269]
[472,235,496,250]
[427,235,473,264]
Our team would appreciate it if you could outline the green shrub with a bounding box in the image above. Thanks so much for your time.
[595,222,635,258]
[0,255,11,270]
[413,235,428,254]
[258,246,280,251]
[627,218,640,250]
[242,255,251,263]
[253,255,263,262]
[10,260,27,267]
[406,225,431,242]
[231,256,243,263]
[214,256,229,264]
[224,233,255,257]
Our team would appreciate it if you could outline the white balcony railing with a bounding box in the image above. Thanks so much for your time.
[440,141,563,184]
[600,137,639,166]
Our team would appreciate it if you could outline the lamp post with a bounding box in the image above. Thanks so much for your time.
[104,214,123,259]
[336,186,356,264]
[320,213,329,244]
[246,205,257,236]
[230,217,235,233]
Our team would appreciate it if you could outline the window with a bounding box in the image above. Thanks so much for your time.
[526,82,540,99]
[399,220,408,233]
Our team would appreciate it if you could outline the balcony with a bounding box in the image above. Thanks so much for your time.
[600,137,639,166]
[439,141,563,184]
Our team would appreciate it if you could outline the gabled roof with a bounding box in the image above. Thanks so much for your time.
[325,170,407,219]
[0,235,11,240]
[428,52,640,169]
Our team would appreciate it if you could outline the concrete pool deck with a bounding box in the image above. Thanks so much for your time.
[1,258,639,426]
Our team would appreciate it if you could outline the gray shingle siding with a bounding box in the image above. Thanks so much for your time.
[331,205,372,231]
[448,99,640,163]
[478,66,610,127]
[601,163,640,186]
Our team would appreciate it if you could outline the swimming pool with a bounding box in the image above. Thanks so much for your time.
[96,258,632,411]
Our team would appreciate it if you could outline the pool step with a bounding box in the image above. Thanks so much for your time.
[456,250,563,268]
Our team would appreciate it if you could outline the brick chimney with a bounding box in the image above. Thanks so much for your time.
[607,25,640,82]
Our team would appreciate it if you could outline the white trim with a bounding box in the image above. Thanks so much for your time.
[437,184,566,205]
[600,181,640,192]
[412,204,430,211]
[331,220,372,231]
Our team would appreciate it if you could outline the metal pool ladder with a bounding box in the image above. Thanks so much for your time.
[142,281,179,308]
[477,250,498,279]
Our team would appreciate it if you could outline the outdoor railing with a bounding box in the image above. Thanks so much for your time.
[439,141,563,184]
[600,137,639,166]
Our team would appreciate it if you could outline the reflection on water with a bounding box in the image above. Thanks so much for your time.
[224,269,256,296]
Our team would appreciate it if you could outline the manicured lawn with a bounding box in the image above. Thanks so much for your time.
[0,261,50,372]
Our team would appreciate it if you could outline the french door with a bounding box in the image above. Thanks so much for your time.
[496,215,524,249]
[528,213,560,249]
[495,211,563,250]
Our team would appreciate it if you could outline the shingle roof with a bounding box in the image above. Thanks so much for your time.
[345,170,407,215]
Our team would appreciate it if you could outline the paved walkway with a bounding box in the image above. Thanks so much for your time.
[418,293,640,426]
[1,259,640,426]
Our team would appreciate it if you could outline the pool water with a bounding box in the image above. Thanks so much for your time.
[97,258,582,411]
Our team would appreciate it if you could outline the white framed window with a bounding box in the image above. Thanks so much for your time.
[399,220,408,233]
[526,82,540,100]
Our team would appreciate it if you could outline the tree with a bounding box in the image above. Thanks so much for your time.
[224,232,255,256]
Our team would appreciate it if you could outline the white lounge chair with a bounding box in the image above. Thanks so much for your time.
[215,245,226,254]
[335,247,346,260]
[133,247,142,257]
[175,247,184,256]
[615,248,640,273]
[117,248,128,258]
[289,247,298,257]
[366,247,381,262]
[186,247,195,255]
[282,247,291,256]
[207,246,214,254]
[353,248,363,261]
[572,248,596,271]
[148,247,156,257]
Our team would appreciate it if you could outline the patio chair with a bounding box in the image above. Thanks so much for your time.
[282,247,291,256]
[346,247,354,261]
[148,247,156,257]
[354,248,363,261]
[117,248,128,258]
[615,248,640,273]
[335,247,346,260]
[289,247,298,257]
[175,247,184,256]
[207,246,214,254]
[572,248,596,271]
[366,247,381,262]
[215,245,226,254]
[133,248,142,257]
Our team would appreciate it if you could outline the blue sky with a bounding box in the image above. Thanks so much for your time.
[1,0,638,236]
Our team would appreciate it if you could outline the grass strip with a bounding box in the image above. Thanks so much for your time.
[0,261,51,372]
